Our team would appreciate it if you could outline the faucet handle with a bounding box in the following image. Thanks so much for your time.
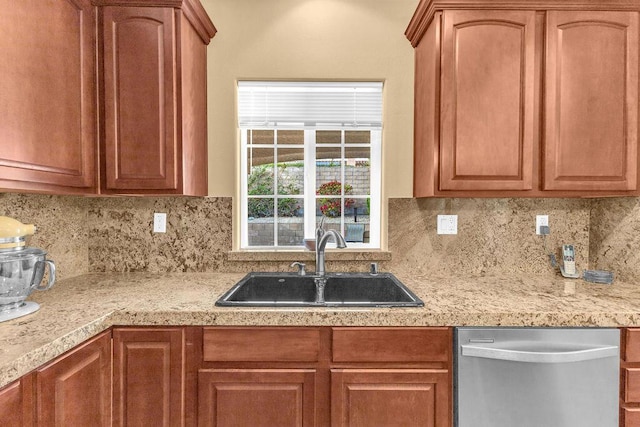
[370,262,379,275]
[291,262,306,276]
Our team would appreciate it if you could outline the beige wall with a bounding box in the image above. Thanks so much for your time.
[202,0,419,198]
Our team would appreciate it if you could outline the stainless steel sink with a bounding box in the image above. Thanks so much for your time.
[215,272,424,307]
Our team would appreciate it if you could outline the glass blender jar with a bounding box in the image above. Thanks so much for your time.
[0,216,56,322]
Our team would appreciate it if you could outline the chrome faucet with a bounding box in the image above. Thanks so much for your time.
[315,221,347,277]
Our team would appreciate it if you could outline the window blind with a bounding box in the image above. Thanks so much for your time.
[237,81,383,128]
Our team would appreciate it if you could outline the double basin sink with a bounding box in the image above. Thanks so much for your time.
[216,272,424,308]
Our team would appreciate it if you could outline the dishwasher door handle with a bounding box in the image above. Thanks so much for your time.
[461,343,618,363]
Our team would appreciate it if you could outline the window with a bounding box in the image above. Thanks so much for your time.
[238,81,382,249]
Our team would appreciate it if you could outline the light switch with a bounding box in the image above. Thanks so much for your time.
[437,215,457,235]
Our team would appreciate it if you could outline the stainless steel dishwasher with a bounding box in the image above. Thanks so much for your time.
[455,327,619,427]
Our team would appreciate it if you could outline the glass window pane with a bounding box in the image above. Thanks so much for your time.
[344,198,369,243]
[278,130,304,145]
[316,146,342,194]
[317,196,342,219]
[344,149,370,195]
[316,168,342,194]
[247,147,274,196]
[247,201,274,246]
[278,222,304,246]
[316,146,341,161]
[251,129,274,144]
[277,196,303,218]
[248,147,274,168]
[316,200,342,232]
[345,130,370,143]
[277,149,304,196]
[277,198,304,246]
[247,197,274,218]
[316,130,341,144]
[345,146,369,159]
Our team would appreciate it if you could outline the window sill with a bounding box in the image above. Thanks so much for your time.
[226,250,392,263]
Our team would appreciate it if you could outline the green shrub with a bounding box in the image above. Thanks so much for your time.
[247,165,301,217]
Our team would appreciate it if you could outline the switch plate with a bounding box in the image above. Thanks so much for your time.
[153,213,167,233]
[536,215,549,235]
[437,215,458,235]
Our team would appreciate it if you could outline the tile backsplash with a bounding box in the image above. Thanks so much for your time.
[0,192,635,280]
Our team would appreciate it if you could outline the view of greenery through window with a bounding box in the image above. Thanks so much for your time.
[247,164,301,218]
[244,129,374,248]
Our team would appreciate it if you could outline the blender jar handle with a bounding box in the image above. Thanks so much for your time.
[34,260,56,291]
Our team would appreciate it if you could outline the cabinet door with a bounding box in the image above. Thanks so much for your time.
[440,10,536,191]
[545,11,639,191]
[0,375,34,427]
[331,369,449,427]
[0,0,96,193]
[36,331,111,426]
[198,369,316,427]
[623,407,640,427]
[113,328,185,427]
[102,6,178,192]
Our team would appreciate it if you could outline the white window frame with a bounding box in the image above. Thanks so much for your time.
[239,81,382,250]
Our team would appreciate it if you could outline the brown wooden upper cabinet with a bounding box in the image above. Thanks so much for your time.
[545,10,638,192]
[0,0,97,194]
[406,0,640,197]
[0,0,215,196]
[100,2,215,195]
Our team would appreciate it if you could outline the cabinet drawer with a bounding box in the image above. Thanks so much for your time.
[332,327,450,363]
[625,368,640,403]
[626,329,640,361]
[203,327,320,362]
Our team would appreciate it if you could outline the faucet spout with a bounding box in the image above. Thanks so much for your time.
[315,229,347,276]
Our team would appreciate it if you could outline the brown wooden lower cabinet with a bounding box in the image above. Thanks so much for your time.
[622,328,640,427]
[199,326,452,427]
[0,374,34,427]
[36,330,112,426]
[625,328,640,426]
[112,327,186,427]
[331,369,449,427]
[624,407,640,427]
[0,326,455,427]
[198,369,317,426]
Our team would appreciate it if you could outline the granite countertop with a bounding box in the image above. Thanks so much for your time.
[1,271,640,388]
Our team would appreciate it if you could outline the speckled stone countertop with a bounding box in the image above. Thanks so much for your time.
[1,271,640,388]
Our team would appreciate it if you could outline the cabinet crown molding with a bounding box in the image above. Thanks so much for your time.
[93,0,216,43]
[405,0,640,46]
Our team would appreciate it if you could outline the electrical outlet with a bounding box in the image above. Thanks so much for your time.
[153,213,167,233]
[536,215,549,235]
[437,215,458,235]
